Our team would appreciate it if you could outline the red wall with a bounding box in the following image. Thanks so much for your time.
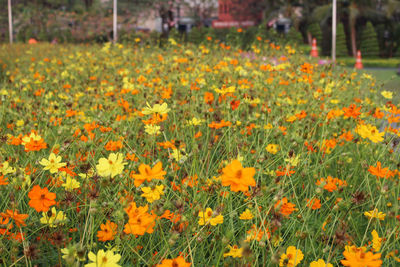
[213,0,262,28]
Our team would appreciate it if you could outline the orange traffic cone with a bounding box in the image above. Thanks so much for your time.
[310,38,318,57]
[28,38,38,44]
[355,50,363,69]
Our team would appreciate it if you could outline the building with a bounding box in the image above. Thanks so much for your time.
[212,0,263,28]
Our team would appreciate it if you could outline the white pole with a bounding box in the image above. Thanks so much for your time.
[8,0,13,44]
[113,0,117,43]
[332,0,337,64]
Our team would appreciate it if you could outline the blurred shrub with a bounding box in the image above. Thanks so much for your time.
[360,22,380,57]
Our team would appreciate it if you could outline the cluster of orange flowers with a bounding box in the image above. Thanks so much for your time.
[123,201,157,236]
[316,176,347,192]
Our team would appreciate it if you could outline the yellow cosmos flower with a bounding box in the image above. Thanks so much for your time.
[364,209,386,221]
[16,119,24,127]
[264,123,273,130]
[21,132,42,145]
[144,125,161,136]
[309,259,333,267]
[0,161,16,175]
[223,245,243,258]
[142,102,170,115]
[371,230,382,252]
[381,90,393,99]
[141,185,165,203]
[285,154,300,167]
[266,144,280,154]
[39,153,66,174]
[286,115,297,122]
[214,85,235,95]
[170,148,187,162]
[187,117,204,126]
[62,175,80,191]
[40,207,67,227]
[355,124,384,143]
[239,209,254,220]
[85,249,121,267]
[279,246,304,267]
[96,153,126,178]
[198,208,223,226]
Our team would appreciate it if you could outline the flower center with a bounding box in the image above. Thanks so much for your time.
[235,170,242,179]
[102,256,108,263]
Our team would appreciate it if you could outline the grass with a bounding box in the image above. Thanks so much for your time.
[344,67,400,103]
[0,41,399,266]
[361,68,399,91]
[338,57,400,68]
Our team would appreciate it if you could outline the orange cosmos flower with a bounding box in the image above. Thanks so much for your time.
[220,160,256,192]
[0,175,8,185]
[208,120,232,129]
[306,198,321,210]
[123,202,157,236]
[204,92,214,104]
[245,224,270,242]
[368,162,395,179]
[8,134,23,146]
[22,134,47,152]
[28,185,56,212]
[97,220,118,242]
[194,131,202,139]
[157,140,176,149]
[339,131,354,142]
[274,197,296,217]
[126,152,138,162]
[341,246,382,267]
[295,110,307,120]
[316,176,347,192]
[181,174,198,188]
[0,209,29,227]
[372,108,384,119]
[104,140,123,151]
[343,104,361,119]
[156,255,191,267]
[131,162,166,187]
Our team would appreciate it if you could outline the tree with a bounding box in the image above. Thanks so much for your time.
[181,0,217,26]
[307,23,322,46]
[287,26,303,44]
[119,0,177,39]
[360,21,380,57]
[336,22,348,56]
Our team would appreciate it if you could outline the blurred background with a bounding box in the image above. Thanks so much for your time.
[1,0,400,59]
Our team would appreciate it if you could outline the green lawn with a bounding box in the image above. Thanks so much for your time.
[345,67,399,93]
[338,57,400,68]
[363,68,399,92]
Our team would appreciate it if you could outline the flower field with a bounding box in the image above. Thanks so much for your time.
[0,39,399,266]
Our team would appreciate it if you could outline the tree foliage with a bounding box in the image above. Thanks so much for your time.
[360,21,380,57]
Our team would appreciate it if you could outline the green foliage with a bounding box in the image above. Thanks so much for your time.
[286,27,303,45]
[337,57,400,68]
[360,22,380,57]
[187,27,208,44]
[336,23,348,57]
[308,23,322,46]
